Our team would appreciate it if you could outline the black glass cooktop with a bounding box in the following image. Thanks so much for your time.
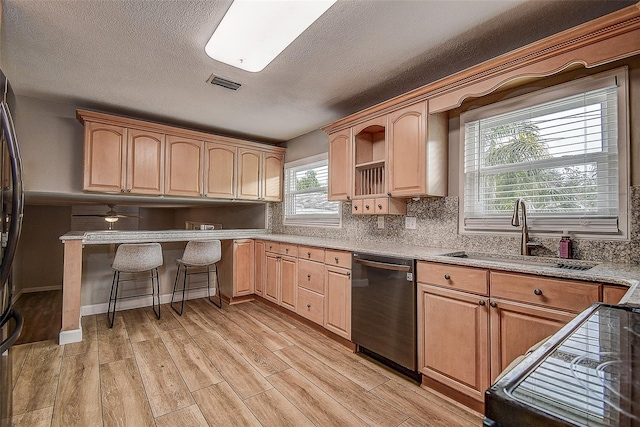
[485,304,640,427]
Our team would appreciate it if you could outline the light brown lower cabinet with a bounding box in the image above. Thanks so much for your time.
[254,240,265,296]
[324,264,351,340]
[218,239,255,299]
[263,247,297,312]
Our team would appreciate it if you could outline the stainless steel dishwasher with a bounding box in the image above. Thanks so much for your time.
[351,252,418,378]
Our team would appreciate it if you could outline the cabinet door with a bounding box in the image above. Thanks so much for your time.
[83,122,126,192]
[280,255,297,311]
[126,128,164,195]
[237,148,261,200]
[388,101,426,197]
[264,253,279,304]
[254,240,265,296]
[262,152,283,201]
[233,240,255,296]
[489,298,574,383]
[328,129,352,201]
[205,141,236,199]
[324,265,351,339]
[165,135,203,197]
[603,285,628,304]
[418,284,490,402]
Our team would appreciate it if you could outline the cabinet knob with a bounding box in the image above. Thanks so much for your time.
[346,195,351,201]
[490,301,498,308]
[307,304,311,309]
[377,204,382,209]
[534,288,543,296]
[354,206,358,211]
[307,252,311,257]
[478,300,486,306]
[120,189,125,193]
[444,274,451,280]
[307,274,311,280]
[365,205,370,210]
[285,248,289,253]
[334,256,339,262]
[346,272,351,277]
[387,192,391,197]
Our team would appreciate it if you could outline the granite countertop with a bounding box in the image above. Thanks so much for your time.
[59,229,640,305]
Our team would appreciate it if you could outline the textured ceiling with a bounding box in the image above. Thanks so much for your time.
[1,0,636,144]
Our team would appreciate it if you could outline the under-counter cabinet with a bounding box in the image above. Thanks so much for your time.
[603,284,629,304]
[254,240,265,296]
[324,250,352,340]
[218,239,255,299]
[264,242,297,311]
[296,245,326,326]
[165,135,204,197]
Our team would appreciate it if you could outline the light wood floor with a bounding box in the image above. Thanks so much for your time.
[11,298,482,427]
[13,290,62,345]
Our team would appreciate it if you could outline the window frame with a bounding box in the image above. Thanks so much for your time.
[459,67,629,240]
[283,153,342,228]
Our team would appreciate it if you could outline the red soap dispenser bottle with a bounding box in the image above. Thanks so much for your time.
[559,232,572,259]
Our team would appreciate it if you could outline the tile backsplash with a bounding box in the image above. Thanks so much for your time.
[269,186,640,264]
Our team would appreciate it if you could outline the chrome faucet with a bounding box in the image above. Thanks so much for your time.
[511,199,540,256]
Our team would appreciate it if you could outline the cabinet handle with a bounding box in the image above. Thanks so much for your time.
[534,288,543,296]
[444,274,451,280]
[307,274,311,280]
[307,252,311,257]
[490,301,497,308]
[478,300,486,306]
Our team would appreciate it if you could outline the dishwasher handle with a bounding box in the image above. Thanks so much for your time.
[353,258,411,272]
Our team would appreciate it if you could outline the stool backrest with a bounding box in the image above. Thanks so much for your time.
[181,240,222,266]
[112,243,163,272]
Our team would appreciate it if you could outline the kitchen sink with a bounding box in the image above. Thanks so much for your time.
[442,252,596,271]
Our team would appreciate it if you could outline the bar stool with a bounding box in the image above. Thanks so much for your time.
[107,243,163,328]
[171,240,222,315]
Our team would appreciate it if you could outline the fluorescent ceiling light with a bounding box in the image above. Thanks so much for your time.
[205,0,336,72]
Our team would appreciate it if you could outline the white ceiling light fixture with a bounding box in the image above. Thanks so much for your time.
[205,0,336,73]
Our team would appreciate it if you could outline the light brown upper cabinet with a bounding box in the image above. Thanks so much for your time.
[237,148,284,201]
[388,101,447,197]
[353,116,387,199]
[204,141,236,199]
[83,122,126,193]
[327,129,352,201]
[237,148,261,200]
[126,128,165,195]
[165,135,203,197]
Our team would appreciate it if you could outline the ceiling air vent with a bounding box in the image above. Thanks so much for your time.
[207,74,241,90]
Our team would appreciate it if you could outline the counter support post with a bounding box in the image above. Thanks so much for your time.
[60,239,83,344]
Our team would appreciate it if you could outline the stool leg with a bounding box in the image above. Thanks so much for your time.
[107,271,120,328]
[180,265,188,315]
[152,267,161,320]
[212,264,222,308]
[170,264,182,315]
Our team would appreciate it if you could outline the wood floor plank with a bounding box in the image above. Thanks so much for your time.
[268,368,368,427]
[13,290,62,345]
[225,309,294,351]
[159,328,224,391]
[11,406,53,427]
[192,382,261,427]
[236,301,298,332]
[145,303,182,332]
[122,308,159,342]
[97,314,133,364]
[11,343,32,388]
[155,404,209,427]
[52,351,102,427]
[192,331,273,399]
[131,337,194,417]
[281,327,389,390]
[100,358,155,427]
[64,314,98,357]
[172,304,216,336]
[244,388,315,427]
[12,340,63,415]
[399,417,429,427]
[188,300,290,377]
[275,345,408,427]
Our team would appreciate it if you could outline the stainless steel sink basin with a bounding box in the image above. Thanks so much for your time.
[442,252,596,271]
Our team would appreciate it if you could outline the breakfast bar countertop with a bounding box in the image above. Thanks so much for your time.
[59,229,640,306]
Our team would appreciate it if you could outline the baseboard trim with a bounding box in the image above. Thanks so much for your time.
[12,285,63,304]
[80,288,213,316]
[59,327,83,345]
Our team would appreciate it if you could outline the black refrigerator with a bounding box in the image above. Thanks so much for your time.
[0,69,24,426]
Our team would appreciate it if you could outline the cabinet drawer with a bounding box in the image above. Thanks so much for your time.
[325,249,351,268]
[298,259,325,294]
[265,241,280,253]
[417,261,489,296]
[490,272,601,313]
[374,198,388,214]
[297,288,324,326]
[298,246,325,263]
[352,199,363,215]
[362,199,375,214]
[279,243,298,257]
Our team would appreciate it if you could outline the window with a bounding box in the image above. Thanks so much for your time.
[460,68,629,238]
[283,153,341,227]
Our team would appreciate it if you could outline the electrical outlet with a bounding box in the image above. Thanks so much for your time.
[405,216,417,230]
[377,216,384,229]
